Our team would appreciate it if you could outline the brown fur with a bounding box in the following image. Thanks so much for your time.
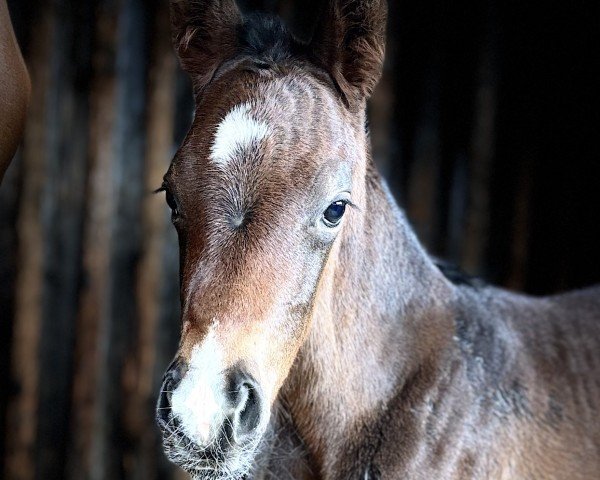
[0,0,30,182]
[158,1,600,478]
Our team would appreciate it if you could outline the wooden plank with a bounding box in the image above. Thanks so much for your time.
[66,0,118,477]
[121,1,178,477]
[0,151,22,478]
[3,4,53,479]
[95,0,149,477]
[462,8,497,276]
[33,0,94,476]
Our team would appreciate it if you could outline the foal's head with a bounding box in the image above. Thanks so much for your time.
[157,0,387,477]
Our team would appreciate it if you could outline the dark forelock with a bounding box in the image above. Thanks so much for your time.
[237,13,307,66]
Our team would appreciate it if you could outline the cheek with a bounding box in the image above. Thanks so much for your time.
[260,253,330,391]
[290,257,324,306]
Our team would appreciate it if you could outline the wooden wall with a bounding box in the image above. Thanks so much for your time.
[1,0,598,479]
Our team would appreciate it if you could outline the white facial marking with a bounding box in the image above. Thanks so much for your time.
[171,328,229,445]
[210,103,269,167]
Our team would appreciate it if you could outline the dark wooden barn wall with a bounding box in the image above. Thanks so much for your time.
[1,0,598,479]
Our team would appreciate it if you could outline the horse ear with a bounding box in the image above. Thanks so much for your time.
[311,0,387,109]
[170,0,242,89]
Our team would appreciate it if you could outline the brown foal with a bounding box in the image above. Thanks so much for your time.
[156,1,600,479]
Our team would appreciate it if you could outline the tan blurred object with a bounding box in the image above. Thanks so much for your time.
[0,0,30,181]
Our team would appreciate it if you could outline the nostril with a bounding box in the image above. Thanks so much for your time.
[157,359,187,427]
[169,360,186,386]
[234,380,261,440]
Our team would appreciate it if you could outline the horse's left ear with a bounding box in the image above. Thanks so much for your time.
[310,0,387,109]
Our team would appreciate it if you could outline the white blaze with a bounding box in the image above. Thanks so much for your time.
[210,103,269,167]
[171,329,228,445]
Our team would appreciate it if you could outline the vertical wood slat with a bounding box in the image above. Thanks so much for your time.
[122,1,179,478]
[461,0,498,276]
[461,66,495,275]
[4,4,54,479]
[0,151,20,480]
[94,0,149,477]
[67,0,119,477]
[34,0,94,476]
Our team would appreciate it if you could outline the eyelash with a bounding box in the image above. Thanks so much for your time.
[154,183,180,220]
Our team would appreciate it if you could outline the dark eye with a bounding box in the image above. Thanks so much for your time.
[165,190,179,220]
[323,201,347,227]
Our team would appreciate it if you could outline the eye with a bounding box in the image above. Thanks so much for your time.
[165,189,180,220]
[323,200,347,227]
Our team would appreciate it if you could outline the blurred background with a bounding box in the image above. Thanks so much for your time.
[0,0,598,478]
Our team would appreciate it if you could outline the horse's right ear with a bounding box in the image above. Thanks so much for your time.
[310,0,387,110]
[170,0,242,89]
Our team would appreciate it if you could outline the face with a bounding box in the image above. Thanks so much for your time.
[158,0,386,475]
[156,64,367,477]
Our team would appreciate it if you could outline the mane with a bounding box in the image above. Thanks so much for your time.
[433,259,486,288]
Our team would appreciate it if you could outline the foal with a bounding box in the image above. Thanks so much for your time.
[156,1,600,478]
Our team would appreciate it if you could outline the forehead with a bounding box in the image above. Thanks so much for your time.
[171,66,356,184]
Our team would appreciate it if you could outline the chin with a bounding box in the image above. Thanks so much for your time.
[160,423,264,480]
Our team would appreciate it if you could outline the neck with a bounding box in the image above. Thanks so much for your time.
[281,165,458,477]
